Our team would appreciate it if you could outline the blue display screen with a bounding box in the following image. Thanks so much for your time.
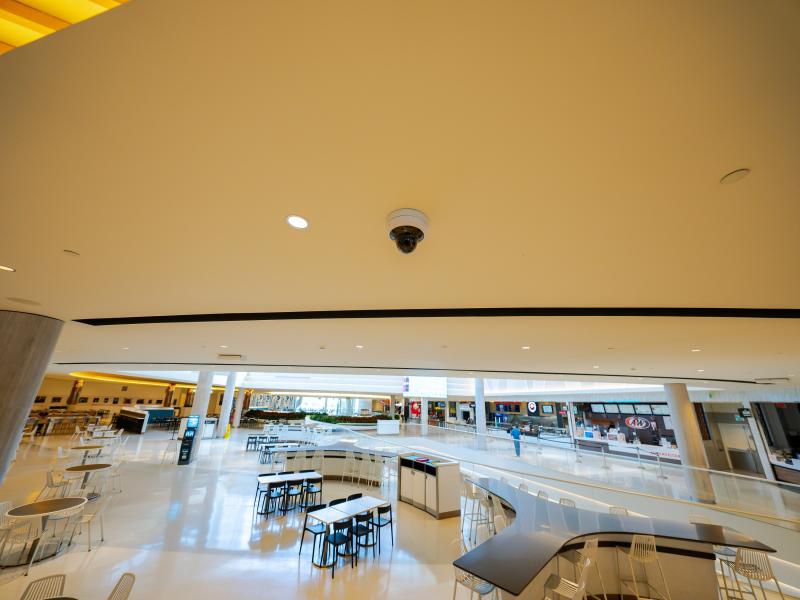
[186,415,200,428]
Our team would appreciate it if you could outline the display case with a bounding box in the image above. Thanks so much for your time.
[397,452,460,519]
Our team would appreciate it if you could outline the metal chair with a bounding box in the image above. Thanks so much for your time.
[372,504,394,554]
[26,506,83,575]
[559,497,576,508]
[343,451,358,482]
[558,537,607,600]
[452,538,497,598]
[35,470,71,500]
[310,449,324,474]
[721,547,786,600]
[18,574,66,600]
[616,534,672,600]
[106,572,135,600]
[73,495,111,551]
[298,504,326,557]
[537,490,549,501]
[545,557,592,599]
[609,506,629,516]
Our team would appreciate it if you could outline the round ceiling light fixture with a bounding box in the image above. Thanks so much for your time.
[0,264,16,272]
[355,345,364,349]
[691,349,701,352]
[720,168,750,185]
[521,346,531,350]
[286,215,309,229]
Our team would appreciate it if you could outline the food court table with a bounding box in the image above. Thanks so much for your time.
[4,497,87,567]
[65,463,112,498]
[307,495,387,567]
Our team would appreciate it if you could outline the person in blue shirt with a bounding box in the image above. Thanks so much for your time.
[510,423,521,456]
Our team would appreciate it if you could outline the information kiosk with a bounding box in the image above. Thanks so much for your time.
[178,415,200,465]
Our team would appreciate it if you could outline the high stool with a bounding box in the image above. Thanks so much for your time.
[461,480,481,534]
[545,556,592,599]
[453,539,498,599]
[616,534,672,600]
[558,537,607,600]
[470,489,493,544]
[720,548,786,600]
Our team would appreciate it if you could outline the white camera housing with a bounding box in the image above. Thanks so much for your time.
[386,208,429,254]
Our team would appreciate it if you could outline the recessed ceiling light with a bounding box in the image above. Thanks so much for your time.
[720,168,750,185]
[286,215,309,229]
[219,345,228,349]
[121,347,129,350]
[521,346,531,350]
[355,345,364,349]
[691,349,702,353]
[0,265,15,272]
[62,249,80,257]
[697,369,705,372]
[593,365,600,369]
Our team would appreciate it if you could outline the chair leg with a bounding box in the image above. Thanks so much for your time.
[100,515,104,542]
[656,555,671,600]
[88,521,92,551]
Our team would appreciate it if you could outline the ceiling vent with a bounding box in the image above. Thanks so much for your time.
[754,377,790,384]
[217,353,244,361]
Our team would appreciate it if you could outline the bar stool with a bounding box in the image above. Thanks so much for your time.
[538,490,549,501]
[518,483,529,493]
[343,451,358,482]
[616,535,672,600]
[545,557,592,599]
[461,480,481,534]
[608,506,629,516]
[453,539,498,599]
[471,489,494,543]
[558,537,607,600]
[559,497,576,508]
[721,547,786,600]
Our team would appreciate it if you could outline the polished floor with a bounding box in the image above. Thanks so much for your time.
[0,431,460,599]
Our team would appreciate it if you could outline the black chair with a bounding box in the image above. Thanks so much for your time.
[372,504,394,554]
[254,473,275,508]
[298,504,327,558]
[302,477,323,508]
[262,481,286,517]
[327,519,354,578]
[347,493,362,501]
[329,498,346,507]
[278,471,294,475]
[353,511,376,561]
[246,435,258,451]
[283,478,304,513]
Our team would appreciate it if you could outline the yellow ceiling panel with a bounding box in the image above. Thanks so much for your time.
[0,0,69,30]
[0,39,14,54]
[0,13,44,45]
[16,0,106,24]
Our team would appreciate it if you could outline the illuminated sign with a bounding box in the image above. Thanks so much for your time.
[624,416,651,430]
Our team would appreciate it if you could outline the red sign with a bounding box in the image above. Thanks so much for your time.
[625,416,651,430]
[410,402,420,417]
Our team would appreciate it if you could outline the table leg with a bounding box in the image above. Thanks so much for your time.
[313,524,334,568]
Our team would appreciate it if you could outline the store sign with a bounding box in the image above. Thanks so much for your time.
[738,408,752,418]
[527,401,537,415]
[624,416,651,430]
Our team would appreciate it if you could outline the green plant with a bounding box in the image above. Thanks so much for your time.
[309,414,394,424]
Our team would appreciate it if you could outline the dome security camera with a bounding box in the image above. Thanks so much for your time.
[386,208,429,254]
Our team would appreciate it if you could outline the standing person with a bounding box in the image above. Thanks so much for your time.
[510,423,521,457]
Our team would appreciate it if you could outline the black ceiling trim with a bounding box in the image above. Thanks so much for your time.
[54,362,763,385]
[74,307,800,326]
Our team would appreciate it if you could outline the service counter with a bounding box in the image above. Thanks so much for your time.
[281,443,395,486]
[454,478,774,598]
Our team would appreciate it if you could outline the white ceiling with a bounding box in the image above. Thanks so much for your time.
[0,0,798,388]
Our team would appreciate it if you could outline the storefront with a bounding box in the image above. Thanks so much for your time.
[575,401,681,463]
[754,401,800,484]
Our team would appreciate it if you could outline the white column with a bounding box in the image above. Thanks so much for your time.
[421,397,429,434]
[216,372,237,437]
[742,400,776,481]
[191,371,214,435]
[232,387,246,428]
[664,383,715,503]
[0,311,64,483]
[474,378,487,434]
[566,401,577,439]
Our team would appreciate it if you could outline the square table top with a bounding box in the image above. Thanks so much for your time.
[306,507,349,525]
[258,471,321,484]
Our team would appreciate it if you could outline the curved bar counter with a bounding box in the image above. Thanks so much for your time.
[454,478,775,598]
[281,442,395,486]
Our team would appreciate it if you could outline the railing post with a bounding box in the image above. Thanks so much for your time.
[537,433,543,455]
[636,447,645,470]
[656,454,668,479]
[601,445,610,469]
[575,439,582,463]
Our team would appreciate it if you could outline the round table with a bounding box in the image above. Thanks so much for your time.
[4,497,87,567]
[65,463,112,498]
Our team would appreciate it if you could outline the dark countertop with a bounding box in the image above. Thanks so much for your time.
[8,497,87,517]
[65,463,112,472]
[453,478,775,596]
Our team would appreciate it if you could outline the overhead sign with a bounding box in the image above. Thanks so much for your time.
[624,416,651,430]
[527,401,537,415]
[403,376,448,398]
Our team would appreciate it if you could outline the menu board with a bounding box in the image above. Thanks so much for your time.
[633,404,653,415]
[590,404,605,413]
[651,404,670,415]
[603,404,620,413]
[540,405,553,414]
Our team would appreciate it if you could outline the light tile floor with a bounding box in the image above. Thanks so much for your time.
[0,431,461,600]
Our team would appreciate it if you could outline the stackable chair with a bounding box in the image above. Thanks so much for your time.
[72,495,111,551]
[558,537,607,600]
[609,506,629,516]
[354,511,376,561]
[26,505,83,575]
[372,504,394,554]
[262,482,286,517]
[616,534,672,600]
[106,572,135,600]
[452,539,497,599]
[283,480,304,513]
[347,493,363,501]
[0,518,39,568]
[35,470,72,500]
[298,504,326,558]
[18,574,66,600]
[720,547,786,600]
[327,520,355,579]
[302,476,323,508]
[254,473,274,510]
[544,557,592,599]
[0,500,11,544]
